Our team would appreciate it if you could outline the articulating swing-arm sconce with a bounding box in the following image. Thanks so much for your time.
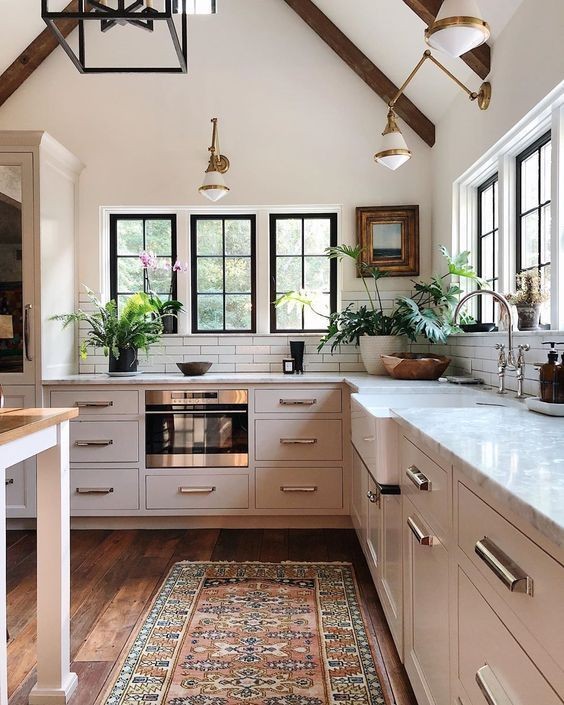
[375,50,492,170]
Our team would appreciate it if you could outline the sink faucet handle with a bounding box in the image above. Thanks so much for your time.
[495,343,505,351]
[518,343,530,352]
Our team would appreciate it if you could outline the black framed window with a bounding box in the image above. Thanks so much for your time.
[190,215,256,333]
[477,173,499,322]
[270,213,337,332]
[516,131,552,321]
[110,214,177,323]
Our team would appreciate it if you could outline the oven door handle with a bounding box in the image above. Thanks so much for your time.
[145,410,247,415]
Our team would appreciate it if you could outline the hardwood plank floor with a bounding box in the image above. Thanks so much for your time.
[6,528,416,705]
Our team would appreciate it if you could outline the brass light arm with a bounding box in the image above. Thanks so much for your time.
[205,117,230,175]
[389,50,491,111]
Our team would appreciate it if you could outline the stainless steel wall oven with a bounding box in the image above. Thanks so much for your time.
[145,390,248,468]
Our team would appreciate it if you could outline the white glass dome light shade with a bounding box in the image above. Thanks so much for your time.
[374,110,412,171]
[198,168,230,202]
[425,0,490,57]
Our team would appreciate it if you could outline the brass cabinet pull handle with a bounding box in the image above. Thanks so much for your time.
[280,438,317,445]
[24,304,33,362]
[406,464,432,491]
[5,478,14,486]
[475,537,534,596]
[74,440,113,447]
[179,486,216,494]
[279,398,317,406]
[407,516,433,546]
[280,486,317,493]
[76,487,114,494]
[476,665,514,705]
[75,401,114,408]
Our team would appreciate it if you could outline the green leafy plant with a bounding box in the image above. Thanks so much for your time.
[276,244,484,349]
[52,288,163,361]
[506,269,549,306]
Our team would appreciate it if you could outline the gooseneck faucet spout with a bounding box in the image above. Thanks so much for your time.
[453,290,517,395]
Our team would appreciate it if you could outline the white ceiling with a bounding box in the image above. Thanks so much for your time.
[0,0,524,124]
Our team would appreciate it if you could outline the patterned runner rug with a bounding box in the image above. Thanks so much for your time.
[100,562,386,705]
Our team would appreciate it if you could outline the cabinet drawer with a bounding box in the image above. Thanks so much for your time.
[255,388,342,414]
[400,436,448,534]
[71,469,139,511]
[256,467,342,509]
[146,474,249,510]
[70,421,139,463]
[458,568,562,705]
[255,420,342,461]
[458,482,564,659]
[51,389,139,416]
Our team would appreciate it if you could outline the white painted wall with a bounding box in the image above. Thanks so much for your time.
[431,0,564,270]
[0,0,433,305]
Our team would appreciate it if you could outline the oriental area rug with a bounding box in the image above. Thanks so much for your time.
[100,562,386,705]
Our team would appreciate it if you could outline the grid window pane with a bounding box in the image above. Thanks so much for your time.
[304,218,331,255]
[521,152,539,212]
[117,220,143,255]
[480,234,494,281]
[541,204,551,265]
[146,220,173,255]
[149,258,173,292]
[477,175,499,323]
[225,220,251,256]
[540,142,552,204]
[521,211,540,269]
[117,258,144,292]
[191,216,255,332]
[276,220,302,255]
[271,214,337,332]
[481,185,493,233]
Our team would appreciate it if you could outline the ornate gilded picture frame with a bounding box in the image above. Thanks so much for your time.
[356,205,419,276]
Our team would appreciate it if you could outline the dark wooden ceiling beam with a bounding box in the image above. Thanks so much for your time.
[0,1,79,109]
[283,0,435,147]
[402,0,491,79]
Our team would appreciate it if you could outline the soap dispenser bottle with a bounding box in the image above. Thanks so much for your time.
[539,342,562,403]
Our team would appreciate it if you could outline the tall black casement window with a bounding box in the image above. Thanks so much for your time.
[477,174,499,322]
[516,131,552,320]
[110,214,177,326]
[270,213,337,332]
[190,215,256,333]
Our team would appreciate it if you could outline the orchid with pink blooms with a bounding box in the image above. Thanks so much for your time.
[138,251,186,329]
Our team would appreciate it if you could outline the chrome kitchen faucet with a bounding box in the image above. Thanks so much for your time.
[453,290,529,398]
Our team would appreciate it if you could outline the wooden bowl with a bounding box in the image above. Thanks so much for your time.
[380,353,451,380]
[176,362,213,376]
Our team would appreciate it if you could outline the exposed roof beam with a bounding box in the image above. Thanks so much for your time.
[0,1,79,110]
[402,0,491,79]
[283,0,435,147]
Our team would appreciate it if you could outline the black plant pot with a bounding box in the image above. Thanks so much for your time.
[290,341,305,374]
[161,314,175,334]
[108,347,138,375]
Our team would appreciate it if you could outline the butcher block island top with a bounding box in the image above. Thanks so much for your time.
[0,407,78,445]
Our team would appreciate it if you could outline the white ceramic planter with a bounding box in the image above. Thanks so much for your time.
[359,335,407,375]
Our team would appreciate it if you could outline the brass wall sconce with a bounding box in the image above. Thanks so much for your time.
[198,118,230,202]
[374,50,491,170]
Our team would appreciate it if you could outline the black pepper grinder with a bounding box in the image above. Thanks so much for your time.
[290,341,305,375]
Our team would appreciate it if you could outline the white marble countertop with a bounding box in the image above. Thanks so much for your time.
[392,405,564,550]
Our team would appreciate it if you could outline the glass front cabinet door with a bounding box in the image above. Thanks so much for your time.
[0,153,35,385]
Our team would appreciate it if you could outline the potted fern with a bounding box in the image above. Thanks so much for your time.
[52,289,163,375]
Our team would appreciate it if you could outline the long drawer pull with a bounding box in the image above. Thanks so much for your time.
[406,465,432,491]
[407,516,433,546]
[5,478,14,486]
[74,440,114,447]
[475,537,534,596]
[280,486,317,493]
[279,398,317,406]
[75,401,114,408]
[76,487,114,494]
[179,486,216,494]
[280,438,317,445]
[476,665,514,705]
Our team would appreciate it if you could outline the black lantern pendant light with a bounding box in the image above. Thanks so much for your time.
[41,0,188,73]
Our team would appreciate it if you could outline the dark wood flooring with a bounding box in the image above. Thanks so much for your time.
[6,528,416,705]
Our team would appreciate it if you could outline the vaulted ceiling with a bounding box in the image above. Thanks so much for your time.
[0,1,524,134]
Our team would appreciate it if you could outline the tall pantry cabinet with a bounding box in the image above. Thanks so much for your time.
[0,132,83,517]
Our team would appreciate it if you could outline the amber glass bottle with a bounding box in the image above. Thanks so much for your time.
[539,342,562,403]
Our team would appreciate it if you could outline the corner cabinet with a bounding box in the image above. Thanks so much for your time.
[0,132,83,517]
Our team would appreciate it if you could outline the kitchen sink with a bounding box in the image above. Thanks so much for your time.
[351,390,514,487]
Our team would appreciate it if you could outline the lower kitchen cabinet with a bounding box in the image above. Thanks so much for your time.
[255,467,342,510]
[403,497,450,705]
[366,475,381,572]
[3,385,36,518]
[146,474,249,510]
[71,468,139,511]
[351,449,368,547]
[377,491,403,656]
